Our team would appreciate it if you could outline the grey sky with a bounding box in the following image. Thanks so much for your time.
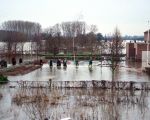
[0,0,150,35]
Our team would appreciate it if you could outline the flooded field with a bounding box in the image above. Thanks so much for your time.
[0,60,150,120]
[8,60,150,82]
[0,87,150,120]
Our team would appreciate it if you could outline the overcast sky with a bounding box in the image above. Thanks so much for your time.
[0,0,150,35]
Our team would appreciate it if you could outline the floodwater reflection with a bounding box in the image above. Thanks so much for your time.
[0,87,150,120]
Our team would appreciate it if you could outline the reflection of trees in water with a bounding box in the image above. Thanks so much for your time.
[68,89,149,120]
[12,88,64,120]
[136,90,149,120]
[12,88,47,119]
[12,88,149,120]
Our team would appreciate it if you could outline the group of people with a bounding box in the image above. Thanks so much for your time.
[0,57,23,68]
[49,59,67,68]
[12,57,23,65]
[48,59,93,68]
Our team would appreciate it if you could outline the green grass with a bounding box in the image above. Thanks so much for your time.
[39,52,106,60]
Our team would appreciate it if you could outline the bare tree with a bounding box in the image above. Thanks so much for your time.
[61,21,76,54]
[53,24,62,55]
[85,25,98,58]
[32,23,42,60]
[107,27,124,81]
[89,24,98,33]
[44,25,61,57]
[43,27,54,55]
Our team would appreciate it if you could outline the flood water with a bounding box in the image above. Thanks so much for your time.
[0,87,150,120]
[8,60,150,82]
[0,60,150,120]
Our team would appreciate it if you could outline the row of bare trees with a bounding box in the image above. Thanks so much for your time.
[1,20,41,40]
[0,20,41,61]
[42,21,100,56]
[0,20,100,58]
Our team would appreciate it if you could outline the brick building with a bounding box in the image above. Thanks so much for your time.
[144,30,150,43]
[126,30,150,61]
[126,42,135,60]
[126,42,150,61]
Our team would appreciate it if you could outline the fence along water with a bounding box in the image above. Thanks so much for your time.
[1,80,150,90]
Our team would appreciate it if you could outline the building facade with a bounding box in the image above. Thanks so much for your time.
[126,30,150,61]
[144,30,150,43]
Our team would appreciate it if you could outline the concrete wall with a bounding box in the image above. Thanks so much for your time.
[135,43,148,61]
[142,51,150,62]
[142,51,150,67]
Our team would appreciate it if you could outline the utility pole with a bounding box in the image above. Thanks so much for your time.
[73,35,75,62]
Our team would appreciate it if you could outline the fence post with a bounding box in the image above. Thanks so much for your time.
[49,79,52,89]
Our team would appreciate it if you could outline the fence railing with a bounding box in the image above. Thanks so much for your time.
[1,80,150,90]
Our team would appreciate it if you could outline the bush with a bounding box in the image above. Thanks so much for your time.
[0,74,8,84]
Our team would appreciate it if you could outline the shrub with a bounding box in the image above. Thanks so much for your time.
[0,74,8,84]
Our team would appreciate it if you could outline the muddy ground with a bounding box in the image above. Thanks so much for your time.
[0,65,41,76]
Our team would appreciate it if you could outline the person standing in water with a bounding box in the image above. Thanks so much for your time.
[49,59,53,68]
[75,59,79,66]
[40,59,43,66]
[63,59,67,67]
[12,57,16,66]
[57,58,61,69]
[89,59,93,67]
[19,58,23,64]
